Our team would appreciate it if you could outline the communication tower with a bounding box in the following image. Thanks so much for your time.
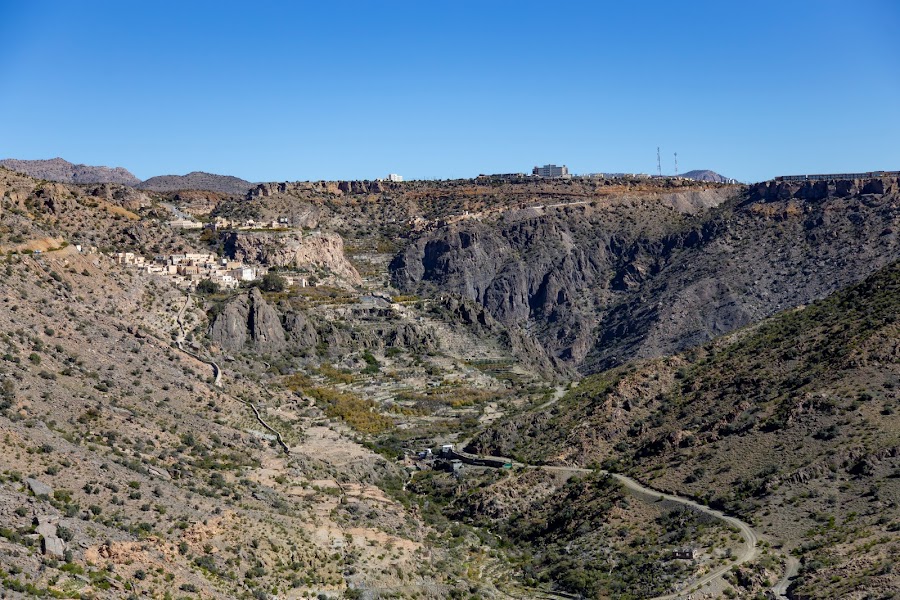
[657,147,661,177]
[674,152,678,177]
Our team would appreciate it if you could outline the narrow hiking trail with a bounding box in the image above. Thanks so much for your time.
[174,295,222,387]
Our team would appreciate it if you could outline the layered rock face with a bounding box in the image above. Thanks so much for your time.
[247,180,391,199]
[392,219,601,366]
[391,189,735,369]
[392,179,900,373]
[221,231,362,285]
[747,176,899,203]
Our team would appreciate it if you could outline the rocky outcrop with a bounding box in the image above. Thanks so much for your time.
[336,180,386,195]
[746,176,899,204]
[208,290,443,358]
[86,183,153,211]
[208,288,286,352]
[280,308,318,348]
[222,231,362,285]
[26,477,53,497]
[33,183,77,215]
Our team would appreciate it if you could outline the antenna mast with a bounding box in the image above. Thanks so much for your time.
[674,152,678,177]
[657,147,661,177]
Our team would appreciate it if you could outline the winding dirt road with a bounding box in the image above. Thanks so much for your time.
[537,465,759,599]
[457,450,762,599]
[772,555,799,600]
[612,473,759,600]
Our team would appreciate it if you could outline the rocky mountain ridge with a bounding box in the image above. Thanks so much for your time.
[0,158,257,195]
[0,157,141,185]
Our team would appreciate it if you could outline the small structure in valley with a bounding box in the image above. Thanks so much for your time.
[671,547,698,560]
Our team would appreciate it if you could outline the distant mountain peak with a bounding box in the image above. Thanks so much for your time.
[681,169,732,183]
[137,172,254,195]
[0,157,141,186]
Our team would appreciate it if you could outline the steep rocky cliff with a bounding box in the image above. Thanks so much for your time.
[207,289,442,357]
[391,178,900,373]
[391,189,735,368]
[221,231,362,285]
[208,288,287,352]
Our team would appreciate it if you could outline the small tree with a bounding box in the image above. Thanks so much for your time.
[0,379,14,411]
[196,279,219,295]
[259,273,286,293]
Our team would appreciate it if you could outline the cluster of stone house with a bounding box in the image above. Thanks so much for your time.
[113,251,308,291]
[169,216,292,231]
[113,251,267,290]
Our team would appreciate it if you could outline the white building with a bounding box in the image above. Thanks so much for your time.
[169,218,203,230]
[532,164,570,178]
[229,267,256,282]
[387,173,404,182]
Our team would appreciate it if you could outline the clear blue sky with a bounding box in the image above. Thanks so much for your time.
[1,1,898,183]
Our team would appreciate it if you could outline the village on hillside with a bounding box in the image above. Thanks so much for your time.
[112,251,307,291]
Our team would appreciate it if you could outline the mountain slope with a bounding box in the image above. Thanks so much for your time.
[137,171,253,195]
[470,260,900,598]
[0,157,140,185]
[0,168,489,599]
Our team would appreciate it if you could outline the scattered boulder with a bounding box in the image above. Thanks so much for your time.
[25,477,53,497]
[147,466,172,480]
[42,535,66,558]
[35,517,58,539]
